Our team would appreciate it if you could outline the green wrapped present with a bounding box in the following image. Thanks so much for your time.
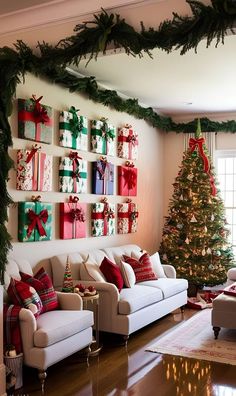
[18,200,52,242]
[91,117,115,156]
[18,95,53,144]
[59,106,88,151]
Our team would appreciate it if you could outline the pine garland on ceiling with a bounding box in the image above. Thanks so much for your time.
[0,0,236,282]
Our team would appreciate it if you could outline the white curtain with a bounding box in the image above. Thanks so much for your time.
[184,132,216,161]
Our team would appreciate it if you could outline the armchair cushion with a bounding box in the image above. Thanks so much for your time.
[20,267,58,313]
[123,253,157,283]
[34,310,94,347]
[100,257,124,291]
[7,278,43,317]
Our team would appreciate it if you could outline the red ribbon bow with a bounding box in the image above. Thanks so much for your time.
[189,137,216,196]
[27,209,48,237]
[123,168,137,190]
[127,134,137,145]
[69,196,79,203]
[69,151,82,164]
[32,95,50,124]
[70,208,85,222]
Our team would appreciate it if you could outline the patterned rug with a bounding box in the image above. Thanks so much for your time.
[146,309,236,365]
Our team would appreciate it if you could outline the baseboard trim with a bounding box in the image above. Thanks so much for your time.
[0,363,6,396]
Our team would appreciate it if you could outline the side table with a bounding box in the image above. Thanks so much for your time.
[82,293,102,356]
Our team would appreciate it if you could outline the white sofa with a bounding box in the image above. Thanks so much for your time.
[50,244,188,341]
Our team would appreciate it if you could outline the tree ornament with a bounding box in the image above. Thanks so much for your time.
[206,247,212,254]
[208,264,214,270]
[204,226,208,233]
[202,248,206,256]
[190,215,197,223]
[185,237,190,244]
[187,174,194,181]
[211,214,215,221]
[177,223,183,229]
[180,194,183,200]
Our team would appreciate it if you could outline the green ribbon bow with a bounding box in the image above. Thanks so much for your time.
[69,106,83,138]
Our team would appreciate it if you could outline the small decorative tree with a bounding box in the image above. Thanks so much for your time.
[159,120,235,292]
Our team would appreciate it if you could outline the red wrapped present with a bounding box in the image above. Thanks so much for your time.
[16,145,52,191]
[118,124,138,160]
[118,161,137,196]
[224,284,236,297]
[60,196,86,239]
[18,95,53,144]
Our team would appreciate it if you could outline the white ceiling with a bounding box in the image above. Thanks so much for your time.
[1,0,236,117]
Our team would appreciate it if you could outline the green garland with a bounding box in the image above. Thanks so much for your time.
[1,0,236,282]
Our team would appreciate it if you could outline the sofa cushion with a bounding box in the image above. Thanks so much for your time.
[103,245,141,265]
[80,262,106,282]
[137,278,188,299]
[120,261,136,288]
[123,254,157,282]
[20,267,58,313]
[118,285,163,314]
[100,257,124,291]
[34,310,94,347]
[7,278,43,317]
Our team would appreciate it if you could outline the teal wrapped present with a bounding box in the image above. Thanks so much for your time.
[59,106,88,151]
[91,118,115,156]
[18,200,52,242]
[18,95,53,144]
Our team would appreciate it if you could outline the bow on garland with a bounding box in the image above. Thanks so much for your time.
[27,209,48,237]
[69,106,83,138]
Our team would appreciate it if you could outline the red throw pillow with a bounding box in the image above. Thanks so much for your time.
[100,257,124,292]
[7,278,43,317]
[20,267,58,313]
[123,253,157,283]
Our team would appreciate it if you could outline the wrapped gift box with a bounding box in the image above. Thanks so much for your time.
[16,147,52,191]
[18,95,53,144]
[59,152,87,193]
[118,125,138,160]
[91,201,115,237]
[92,159,114,195]
[91,118,115,156]
[60,197,86,239]
[18,200,52,242]
[117,201,139,234]
[118,163,137,196]
[59,106,88,151]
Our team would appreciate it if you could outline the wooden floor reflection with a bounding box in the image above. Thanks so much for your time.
[18,308,236,396]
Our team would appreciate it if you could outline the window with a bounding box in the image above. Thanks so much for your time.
[215,151,236,256]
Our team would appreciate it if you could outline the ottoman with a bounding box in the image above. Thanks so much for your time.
[212,290,236,339]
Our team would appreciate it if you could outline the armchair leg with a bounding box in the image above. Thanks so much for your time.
[180,305,185,313]
[38,370,47,394]
[123,335,129,346]
[213,326,221,340]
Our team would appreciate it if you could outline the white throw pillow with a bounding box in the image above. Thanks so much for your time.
[120,260,136,288]
[80,262,106,282]
[150,252,166,278]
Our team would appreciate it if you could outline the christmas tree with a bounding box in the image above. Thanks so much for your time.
[159,120,235,288]
[62,256,74,292]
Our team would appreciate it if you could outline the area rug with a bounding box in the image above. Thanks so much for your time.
[146,309,236,365]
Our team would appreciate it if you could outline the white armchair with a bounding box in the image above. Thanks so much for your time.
[4,258,94,393]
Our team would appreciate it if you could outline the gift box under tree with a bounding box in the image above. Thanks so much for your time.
[59,151,87,193]
[92,157,114,195]
[117,200,139,234]
[16,145,52,191]
[118,161,137,196]
[59,106,88,151]
[118,124,138,160]
[18,95,53,144]
[91,199,115,237]
[91,117,115,156]
[60,196,86,239]
[18,197,52,242]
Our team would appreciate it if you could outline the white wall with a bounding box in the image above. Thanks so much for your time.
[7,73,163,267]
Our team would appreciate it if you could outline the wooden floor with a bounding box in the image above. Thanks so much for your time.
[13,308,236,396]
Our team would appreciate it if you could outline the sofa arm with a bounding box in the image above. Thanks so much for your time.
[56,291,83,310]
[162,264,176,278]
[75,280,120,301]
[19,308,37,354]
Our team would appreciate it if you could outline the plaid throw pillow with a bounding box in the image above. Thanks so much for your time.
[123,253,157,283]
[7,278,43,317]
[20,267,58,313]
